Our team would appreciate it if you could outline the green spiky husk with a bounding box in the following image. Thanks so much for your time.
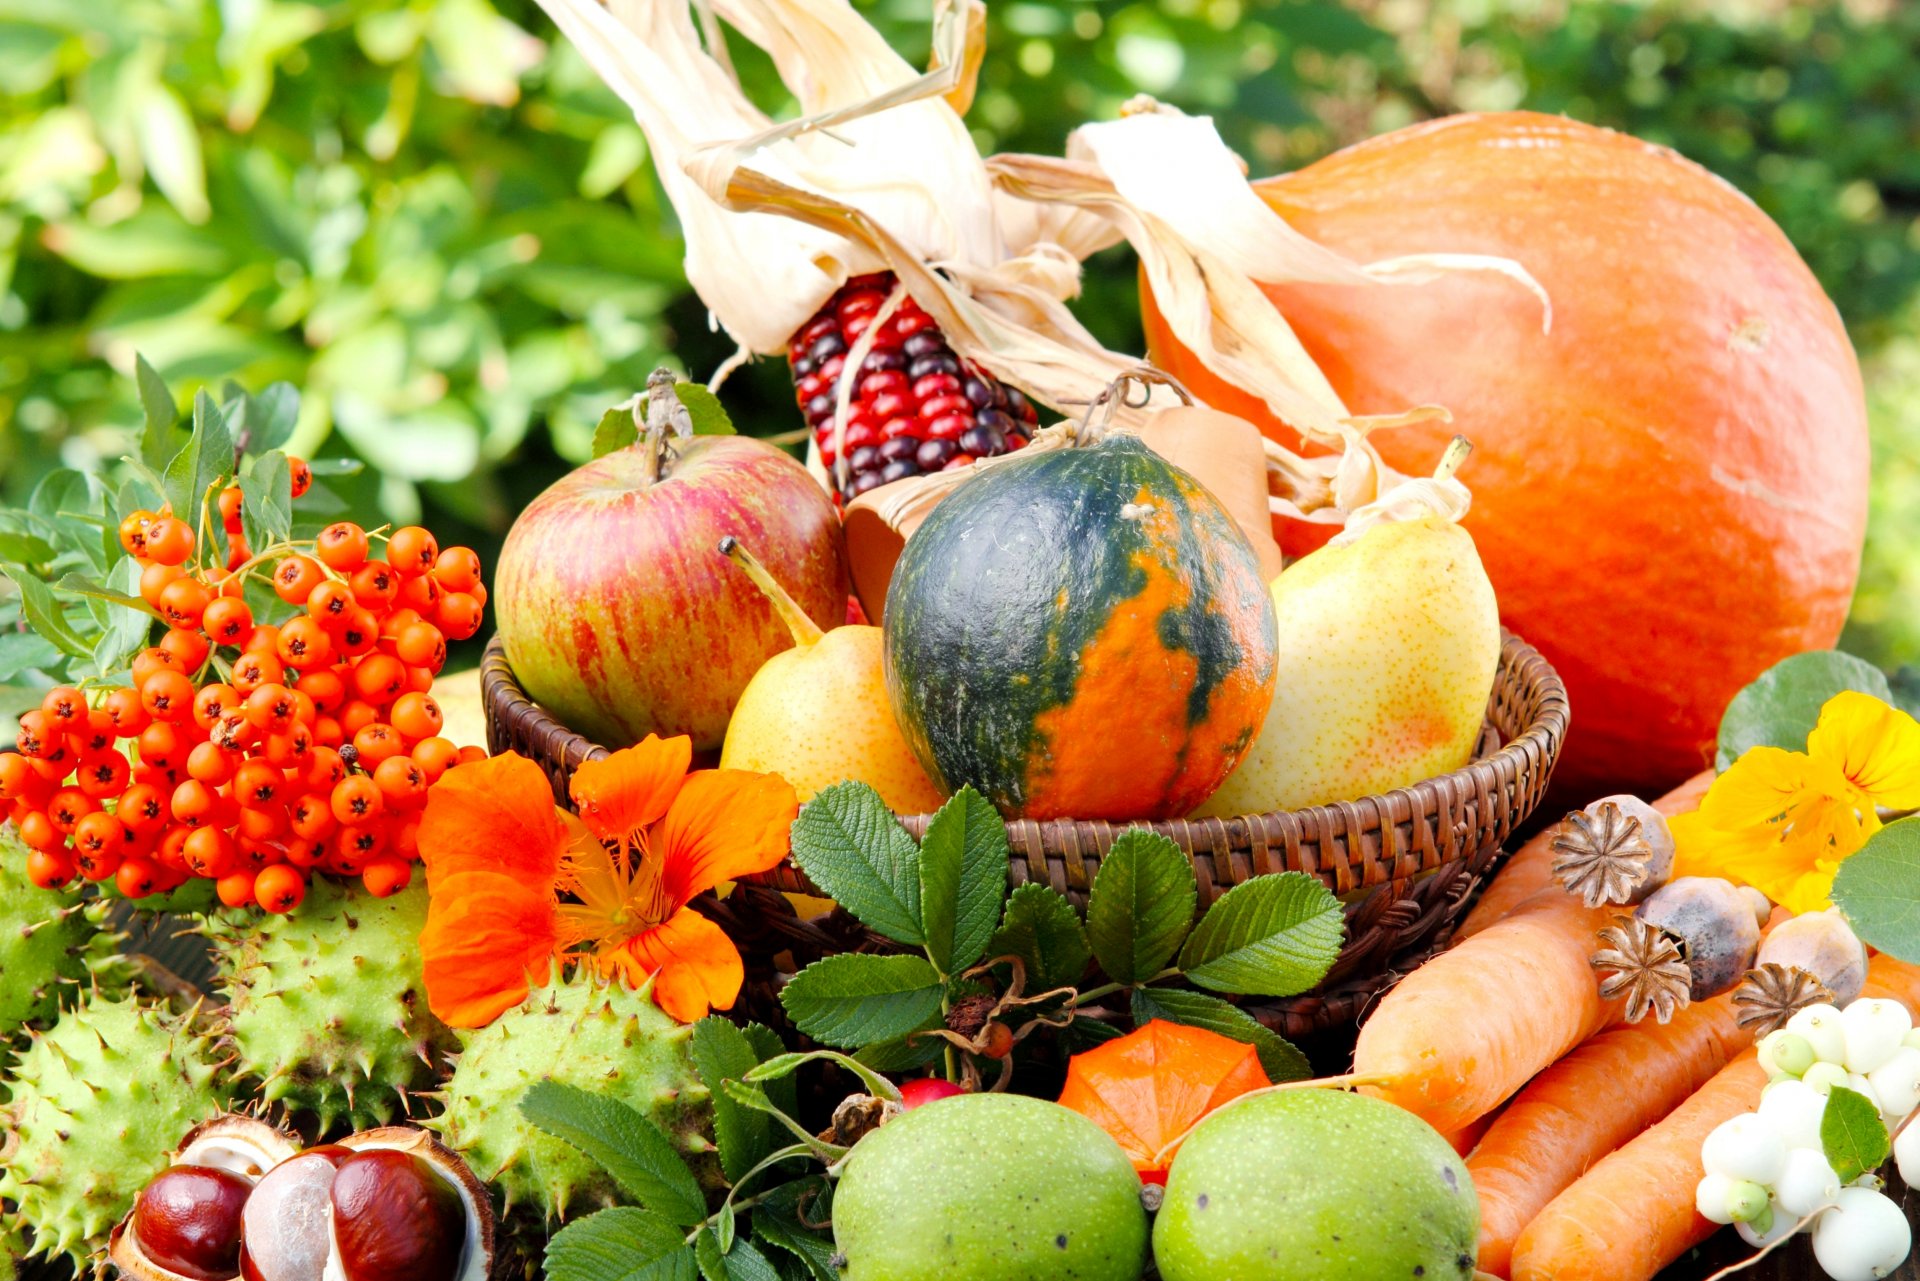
[204,878,455,1133]
[0,827,125,1038]
[0,991,230,1265]
[428,967,716,1240]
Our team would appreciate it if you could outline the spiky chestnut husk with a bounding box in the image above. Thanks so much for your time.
[426,968,715,1251]
[0,991,230,1266]
[201,878,455,1134]
[0,827,127,1037]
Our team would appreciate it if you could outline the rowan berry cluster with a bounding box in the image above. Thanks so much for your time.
[0,468,487,914]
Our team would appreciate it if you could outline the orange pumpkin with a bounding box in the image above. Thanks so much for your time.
[1141,112,1870,802]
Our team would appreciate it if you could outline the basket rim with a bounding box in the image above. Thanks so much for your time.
[480,627,1569,833]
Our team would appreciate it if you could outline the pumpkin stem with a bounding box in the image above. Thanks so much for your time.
[719,537,825,647]
[1074,365,1193,444]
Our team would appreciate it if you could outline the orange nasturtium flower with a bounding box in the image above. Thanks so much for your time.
[1671,691,1920,915]
[1057,1020,1271,1184]
[416,738,797,1027]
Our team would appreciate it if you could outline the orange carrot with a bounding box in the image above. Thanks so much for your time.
[1469,989,1753,1275]
[1861,951,1920,1008]
[1444,1107,1500,1159]
[1457,770,1714,940]
[1509,1050,1768,1281]
[1354,892,1621,1133]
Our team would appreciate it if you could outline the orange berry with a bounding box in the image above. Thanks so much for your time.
[338,700,378,739]
[330,823,386,871]
[289,793,337,842]
[142,516,195,566]
[130,646,183,690]
[76,749,130,799]
[225,534,251,573]
[330,775,384,825]
[47,789,97,834]
[255,863,307,913]
[393,622,447,672]
[273,555,325,605]
[119,510,157,557]
[244,624,281,656]
[156,577,211,630]
[390,814,421,860]
[351,722,404,766]
[373,756,427,807]
[233,760,285,808]
[118,783,168,835]
[395,573,440,614]
[193,684,239,730]
[170,779,218,829]
[352,655,407,705]
[264,725,313,768]
[350,561,398,611]
[316,522,369,572]
[361,858,412,898]
[139,561,184,608]
[457,745,488,765]
[0,753,31,800]
[435,592,483,641]
[276,617,334,671]
[72,710,116,755]
[157,825,191,870]
[138,721,186,770]
[158,627,211,672]
[209,712,258,754]
[230,651,285,694]
[26,848,76,889]
[410,737,459,784]
[311,716,344,748]
[237,802,286,842]
[404,665,434,694]
[187,741,237,786]
[116,856,160,899]
[140,670,196,724]
[283,837,323,870]
[218,486,245,534]
[245,684,299,735]
[389,692,443,742]
[385,527,439,577]
[41,686,85,725]
[308,581,354,628]
[297,669,346,713]
[17,810,63,853]
[202,597,254,647]
[14,709,57,759]
[303,747,346,794]
[287,457,313,499]
[104,687,148,737]
[73,810,125,860]
[432,546,482,593]
[289,689,317,727]
[183,826,238,878]
[335,609,380,659]
[216,869,256,908]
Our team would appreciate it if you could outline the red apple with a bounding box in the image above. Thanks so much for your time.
[495,436,847,750]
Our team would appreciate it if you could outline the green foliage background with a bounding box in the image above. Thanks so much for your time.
[2,0,1915,668]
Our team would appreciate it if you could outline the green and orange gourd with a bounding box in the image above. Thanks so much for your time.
[882,411,1277,821]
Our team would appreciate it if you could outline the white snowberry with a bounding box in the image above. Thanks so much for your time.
[1804,1061,1852,1096]
[1702,1113,1789,1185]
[1758,1077,1829,1151]
[1893,1113,1920,1187]
[1773,1147,1842,1218]
[1788,1003,1849,1065]
[1811,1186,1911,1281]
[1696,1172,1740,1226]
[1867,1047,1920,1121]
[1841,999,1912,1075]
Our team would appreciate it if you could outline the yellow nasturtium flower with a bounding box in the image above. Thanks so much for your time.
[1671,692,1920,914]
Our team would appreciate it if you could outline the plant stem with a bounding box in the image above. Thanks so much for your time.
[1075,968,1181,1005]
[719,537,823,645]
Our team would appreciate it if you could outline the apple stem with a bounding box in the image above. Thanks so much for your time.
[719,537,824,647]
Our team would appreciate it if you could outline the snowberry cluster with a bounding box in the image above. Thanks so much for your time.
[0,488,487,914]
[1695,998,1919,1280]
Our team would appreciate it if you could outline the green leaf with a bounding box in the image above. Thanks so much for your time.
[1129,986,1313,1081]
[1821,1085,1891,1184]
[1086,829,1197,984]
[136,355,182,468]
[672,382,737,436]
[988,884,1092,991]
[743,1023,797,1122]
[518,1081,708,1225]
[778,954,945,1049]
[695,1227,729,1281]
[544,1208,699,1281]
[593,403,640,458]
[717,1201,736,1253]
[2,569,90,659]
[852,1035,945,1072]
[54,573,160,620]
[239,451,294,549]
[1717,651,1893,771]
[691,1016,773,1184]
[721,1238,779,1281]
[789,782,924,945]
[917,785,1008,976]
[0,633,64,682]
[0,532,57,566]
[1178,872,1345,998]
[1832,819,1920,963]
[752,1181,837,1281]
[163,391,237,527]
[240,383,300,454]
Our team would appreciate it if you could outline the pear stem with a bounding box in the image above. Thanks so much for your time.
[1433,435,1474,484]
[719,537,824,647]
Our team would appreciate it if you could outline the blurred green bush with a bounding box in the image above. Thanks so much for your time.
[2,0,1915,669]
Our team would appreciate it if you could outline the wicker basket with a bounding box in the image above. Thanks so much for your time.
[482,630,1569,1036]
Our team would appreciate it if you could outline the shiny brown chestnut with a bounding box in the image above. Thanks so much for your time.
[330,1150,467,1281]
[239,1148,353,1281]
[126,1165,253,1281]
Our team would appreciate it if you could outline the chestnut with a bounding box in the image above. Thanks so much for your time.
[330,1150,467,1281]
[240,1148,353,1281]
[130,1164,253,1281]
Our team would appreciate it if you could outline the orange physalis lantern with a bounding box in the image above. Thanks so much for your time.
[1057,1019,1271,1184]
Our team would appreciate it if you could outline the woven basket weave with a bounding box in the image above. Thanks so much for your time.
[482,630,1568,1036]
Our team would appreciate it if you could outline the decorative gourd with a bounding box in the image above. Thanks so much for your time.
[883,417,1277,821]
[1141,112,1869,801]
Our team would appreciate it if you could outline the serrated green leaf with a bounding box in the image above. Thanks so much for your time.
[593,403,640,458]
[695,1227,729,1281]
[1832,819,1920,964]
[54,572,160,620]
[519,1081,708,1225]
[672,382,736,436]
[691,1016,773,1184]
[1178,872,1345,997]
[136,355,183,469]
[752,1181,837,1281]
[988,883,1092,991]
[917,785,1008,976]
[778,954,944,1048]
[1821,1085,1890,1184]
[2,569,90,659]
[1129,986,1312,1081]
[164,391,237,528]
[0,533,57,566]
[717,1201,736,1253]
[852,1035,945,1072]
[1718,651,1893,771]
[544,1208,698,1281]
[1086,830,1196,984]
[722,1238,779,1281]
[789,782,924,945]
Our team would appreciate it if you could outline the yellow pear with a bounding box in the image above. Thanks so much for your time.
[718,537,946,812]
[1195,439,1500,816]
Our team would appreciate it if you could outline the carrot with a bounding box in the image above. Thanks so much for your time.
[1508,1050,1768,1281]
[1861,951,1920,1009]
[1457,770,1714,940]
[1469,984,1756,1274]
[1353,892,1621,1133]
[1443,1106,1500,1159]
